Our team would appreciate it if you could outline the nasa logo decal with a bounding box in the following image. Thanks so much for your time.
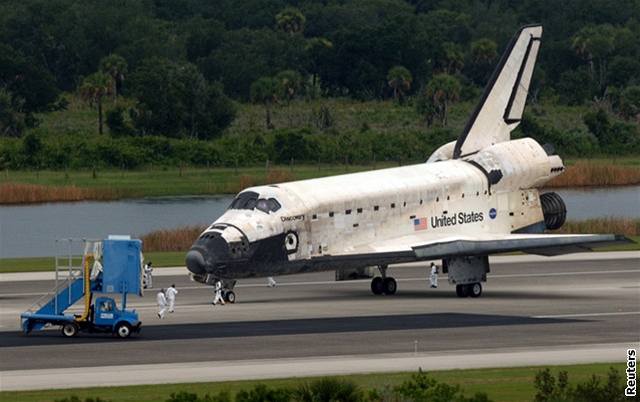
[284,231,298,254]
[489,208,497,219]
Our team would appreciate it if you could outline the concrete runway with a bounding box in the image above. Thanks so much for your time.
[1,252,639,391]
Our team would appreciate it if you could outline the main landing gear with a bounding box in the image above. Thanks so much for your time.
[370,265,397,295]
[455,282,482,298]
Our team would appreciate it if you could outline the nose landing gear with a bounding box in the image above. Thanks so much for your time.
[222,289,236,303]
[370,265,397,295]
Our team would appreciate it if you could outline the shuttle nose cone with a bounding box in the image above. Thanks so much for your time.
[185,249,206,275]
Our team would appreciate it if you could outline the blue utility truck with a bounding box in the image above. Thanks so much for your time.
[21,237,144,338]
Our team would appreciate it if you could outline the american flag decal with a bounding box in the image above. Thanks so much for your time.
[413,217,428,231]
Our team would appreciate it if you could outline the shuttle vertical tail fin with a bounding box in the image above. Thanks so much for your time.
[453,24,543,159]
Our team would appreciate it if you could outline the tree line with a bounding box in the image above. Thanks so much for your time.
[1,0,639,165]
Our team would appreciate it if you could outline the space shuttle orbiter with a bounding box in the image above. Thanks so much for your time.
[186,25,629,300]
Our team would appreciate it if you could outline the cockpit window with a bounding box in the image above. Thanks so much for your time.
[229,192,281,213]
[256,199,270,213]
[229,191,259,210]
[256,198,282,213]
[268,198,281,212]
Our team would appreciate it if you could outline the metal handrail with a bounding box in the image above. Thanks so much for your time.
[26,238,100,315]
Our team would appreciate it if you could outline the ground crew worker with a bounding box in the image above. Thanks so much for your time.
[429,262,439,288]
[267,277,277,288]
[212,280,225,306]
[143,261,153,289]
[157,288,167,319]
[165,284,178,313]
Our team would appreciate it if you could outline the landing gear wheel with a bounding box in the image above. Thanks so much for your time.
[382,277,397,295]
[224,290,236,304]
[371,277,384,295]
[469,282,482,298]
[115,322,132,339]
[61,322,78,337]
[456,284,470,298]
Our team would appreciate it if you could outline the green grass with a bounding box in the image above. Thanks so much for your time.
[1,238,636,274]
[0,252,185,273]
[0,363,624,402]
[0,164,397,199]
[594,235,640,251]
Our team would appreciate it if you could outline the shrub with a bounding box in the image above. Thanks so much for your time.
[395,369,492,402]
[166,391,232,402]
[533,367,627,402]
[235,384,290,402]
[294,378,362,402]
[54,397,110,402]
[105,106,134,136]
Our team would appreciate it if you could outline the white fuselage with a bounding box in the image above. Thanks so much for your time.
[188,138,561,279]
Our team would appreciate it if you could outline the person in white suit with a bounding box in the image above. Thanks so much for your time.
[429,262,439,288]
[143,261,154,289]
[212,280,225,306]
[156,289,167,319]
[165,284,178,313]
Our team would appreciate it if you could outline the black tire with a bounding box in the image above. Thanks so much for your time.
[115,322,132,339]
[224,290,236,304]
[371,277,384,295]
[382,277,397,295]
[61,322,78,337]
[469,282,482,298]
[456,284,470,298]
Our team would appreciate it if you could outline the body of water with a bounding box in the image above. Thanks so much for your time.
[1,186,638,258]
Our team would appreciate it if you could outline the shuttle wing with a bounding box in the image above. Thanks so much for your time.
[312,233,630,266]
[454,25,543,159]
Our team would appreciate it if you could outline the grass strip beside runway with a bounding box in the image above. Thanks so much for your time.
[0,363,624,402]
[0,252,185,273]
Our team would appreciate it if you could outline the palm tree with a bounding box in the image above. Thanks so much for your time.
[425,73,461,126]
[442,42,464,74]
[79,72,112,134]
[305,37,333,93]
[250,77,279,129]
[99,54,127,101]
[276,70,303,104]
[275,7,306,35]
[471,38,498,65]
[387,66,413,102]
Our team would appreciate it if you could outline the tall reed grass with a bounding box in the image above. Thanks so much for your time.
[224,168,294,193]
[547,162,640,188]
[0,183,117,204]
[140,225,207,252]
[557,218,639,236]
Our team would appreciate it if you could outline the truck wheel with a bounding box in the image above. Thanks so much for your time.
[224,291,236,304]
[61,323,78,337]
[115,322,132,339]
